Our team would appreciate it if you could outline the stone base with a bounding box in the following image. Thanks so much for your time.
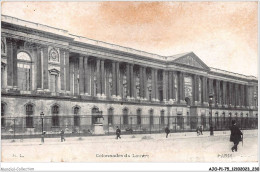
[180,100,186,105]
[203,102,209,107]
[93,123,105,135]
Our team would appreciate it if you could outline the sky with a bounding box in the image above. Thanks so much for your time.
[1,1,258,77]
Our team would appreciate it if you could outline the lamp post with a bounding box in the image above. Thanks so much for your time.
[40,112,44,134]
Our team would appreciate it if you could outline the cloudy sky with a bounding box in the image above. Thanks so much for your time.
[2,1,258,76]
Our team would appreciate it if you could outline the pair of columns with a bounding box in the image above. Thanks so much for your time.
[6,38,49,92]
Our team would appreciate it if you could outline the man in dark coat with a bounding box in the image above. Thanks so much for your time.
[60,130,65,142]
[116,126,121,139]
[230,120,243,152]
[165,126,170,138]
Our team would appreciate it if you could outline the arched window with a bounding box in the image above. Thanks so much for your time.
[25,104,34,128]
[52,105,59,127]
[149,109,154,125]
[108,107,114,125]
[17,52,32,91]
[137,109,142,125]
[160,110,165,125]
[123,108,128,125]
[1,103,6,127]
[74,106,80,127]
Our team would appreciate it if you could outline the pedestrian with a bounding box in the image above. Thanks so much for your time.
[210,125,214,136]
[196,126,200,136]
[230,120,243,152]
[41,131,46,144]
[116,126,121,139]
[199,126,203,135]
[165,126,170,138]
[60,130,65,142]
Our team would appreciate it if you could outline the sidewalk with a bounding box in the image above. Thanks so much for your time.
[2,129,257,146]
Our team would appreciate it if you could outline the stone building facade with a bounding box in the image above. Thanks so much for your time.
[1,15,258,132]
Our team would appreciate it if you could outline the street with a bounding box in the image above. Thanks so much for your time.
[1,130,258,162]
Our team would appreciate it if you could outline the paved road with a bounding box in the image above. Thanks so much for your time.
[1,130,258,163]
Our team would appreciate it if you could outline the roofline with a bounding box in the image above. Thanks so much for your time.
[1,14,258,80]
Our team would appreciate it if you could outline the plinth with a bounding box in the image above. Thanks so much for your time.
[94,123,105,135]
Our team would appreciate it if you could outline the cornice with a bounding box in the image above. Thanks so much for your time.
[1,15,257,84]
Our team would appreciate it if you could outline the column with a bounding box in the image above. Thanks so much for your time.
[177,72,181,103]
[90,61,94,96]
[36,46,42,90]
[202,77,208,105]
[133,67,137,99]
[168,71,173,101]
[112,61,116,97]
[178,72,185,103]
[235,84,238,107]
[130,64,134,98]
[192,75,195,104]
[204,77,208,103]
[126,63,130,98]
[240,85,244,107]
[43,46,49,91]
[101,59,105,97]
[96,58,101,97]
[222,81,227,106]
[155,69,159,101]
[195,75,200,103]
[245,85,249,107]
[172,72,176,101]
[139,66,143,99]
[59,49,65,91]
[12,39,18,89]
[181,72,185,102]
[6,38,14,88]
[163,70,167,102]
[228,82,233,107]
[216,80,220,106]
[84,56,89,95]
[64,50,69,93]
[74,59,79,96]
[79,56,84,95]
[116,62,120,98]
[151,68,155,101]
[143,67,147,100]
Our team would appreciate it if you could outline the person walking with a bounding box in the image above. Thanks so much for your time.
[230,120,243,152]
[116,126,121,139]
[199,126,203,135]
[210,125,214,136]
[60,130,65,142]
[165,126,170,138]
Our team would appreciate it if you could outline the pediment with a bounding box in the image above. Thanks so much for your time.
[172,52,210,70]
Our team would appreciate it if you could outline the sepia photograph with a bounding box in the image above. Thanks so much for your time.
[0,1,259,171]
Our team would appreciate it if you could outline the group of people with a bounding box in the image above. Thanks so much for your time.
[39,120,243,152]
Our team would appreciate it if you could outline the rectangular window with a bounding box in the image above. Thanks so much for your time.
[52,116,59,127]
[74,115,80,127]
[177,115,183,128]
[108,115,113,125]
[123,115,128,125]
[137,115,141,125]
[26,116,33,128]
[161,115,165,125]
[150,115,154,125]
